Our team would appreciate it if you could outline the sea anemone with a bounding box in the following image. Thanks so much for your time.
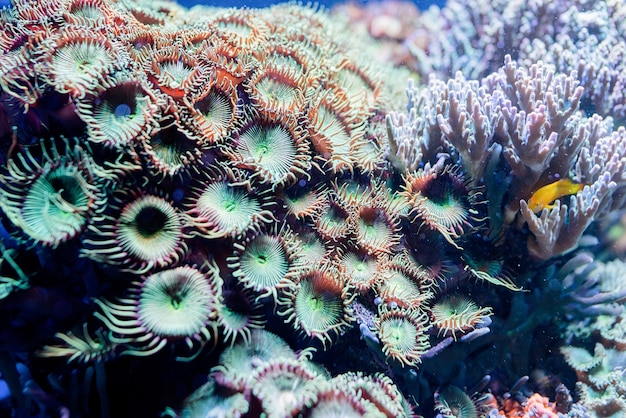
[185,167,275,240]
[75,70,159,148]
[61,0,117,27]
[118,27,157,63]
[333,180,402,254]
[333,372,407,418]
[278,264,355,347]
[430,295,493,340]
[402,230,449,281]
[210,9,268,52]
[178,28,215,54]
[214,329,297,386]
[93,265,221,359]
[215,281,266,346]
[225,110,311,190]
[0,139,104,247]
[297,383,379,418]
[401,161,482,249]
[82,187,188,273]
[251,41,316,85]
[351,135,386,175]
[245,61,306,116]
[116,0,184,26]
[11,0,64,22]
[313,189,354,244]
[280,182,329,221]
[182,71,240,145]
[264,5,331,63]
[139,110,206,179]
[249,358,323,418]
[334,57,382,112]
[39,28,126,98]
[292,231,328,267]
[462,250,523,292]
[145,45,210,100]
[374,304,430,367]
[178,376,250,418]
[332,180,375,208]
[375,270,429,309]
[434,385,479,418]
[228,225,303,300]
[375,254,434,309]
[202,40,248,87]
[355,204,401,255]
[0,40,40,107]
[339,250,388,293]
[306,88,366,174]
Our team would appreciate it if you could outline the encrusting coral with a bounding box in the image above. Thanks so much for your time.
[1,0,626,417]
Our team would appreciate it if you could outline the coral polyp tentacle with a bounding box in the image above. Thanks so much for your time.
[225,109,312,190]
[278,262,355,348]
[228,223,304,301]
[81,185,189,273]
[92,265,222,358]
[184,165,276,240]
[401,161,484,249]
[374,304,431,367]
[0,138,105,247]
[430,295,493,340]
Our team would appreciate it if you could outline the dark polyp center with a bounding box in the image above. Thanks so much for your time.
[103,84,138,118]
[169,289,185,309]
[49,175,79,204]
[135,206,168,237]
[155,125,185,147]
[424,175,452,204]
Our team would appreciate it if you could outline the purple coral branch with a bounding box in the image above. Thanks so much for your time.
[571,288,626,306]
[422,337,453,359]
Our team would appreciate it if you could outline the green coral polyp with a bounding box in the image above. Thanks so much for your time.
[279,268,354,346]
[92,265,222,358]
[237,123,297,181]
[374,305,430,367]
[234,234,289,291]
[82,190,188,273]
[187,177,275,239]
[0,140,101,248]
[117,196,182,260]
[24,166,91,230]
[430,295,493,340]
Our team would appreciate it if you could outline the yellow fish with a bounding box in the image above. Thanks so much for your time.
[527,179,586,213]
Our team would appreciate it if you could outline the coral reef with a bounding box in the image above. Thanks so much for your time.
[386,56,626,260]
[1,0,625,417]
[399,0,626,124]
[558,258,626,417]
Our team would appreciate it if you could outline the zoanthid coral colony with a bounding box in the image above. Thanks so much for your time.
[1,0,626,417]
